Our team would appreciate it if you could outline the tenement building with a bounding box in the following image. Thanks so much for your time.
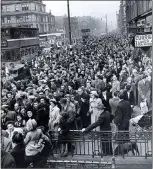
[1,0,55,34]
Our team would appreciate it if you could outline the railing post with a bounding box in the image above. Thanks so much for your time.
[111,156,116,169]
[112,131,116,169]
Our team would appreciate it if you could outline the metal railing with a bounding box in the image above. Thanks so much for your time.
[47,130,152,168]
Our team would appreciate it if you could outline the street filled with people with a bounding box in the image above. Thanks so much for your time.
[1,34,152,168]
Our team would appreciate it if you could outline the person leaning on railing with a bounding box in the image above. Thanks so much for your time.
[82,106,114,156]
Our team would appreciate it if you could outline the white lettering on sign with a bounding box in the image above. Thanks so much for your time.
[135,34,152,47]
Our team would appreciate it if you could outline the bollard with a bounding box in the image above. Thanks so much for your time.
[111,156,116,169]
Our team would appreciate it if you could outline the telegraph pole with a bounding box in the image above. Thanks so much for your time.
[105,14,108,34]
[67,0,72,45]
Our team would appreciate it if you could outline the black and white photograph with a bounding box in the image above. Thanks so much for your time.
[1,0,152,169]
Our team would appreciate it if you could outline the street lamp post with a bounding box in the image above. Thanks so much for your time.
[67,0,72,45]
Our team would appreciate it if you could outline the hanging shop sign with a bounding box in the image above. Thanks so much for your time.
[135,34,152,47]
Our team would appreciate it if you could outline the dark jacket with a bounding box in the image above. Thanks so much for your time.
[58,113,70,135]
[76,92,90,127]
[85,110,112,132]
[10,143,26,168]
[2,117,10,130]
[101,92,112,111]
[114,100,132,130]
[6,99,16,111]
[37,105,49,128]
[123,90,135,105]
[1,151,16,168]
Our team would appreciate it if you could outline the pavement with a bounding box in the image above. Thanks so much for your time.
[48,155,152,168]
[115,164,152,169]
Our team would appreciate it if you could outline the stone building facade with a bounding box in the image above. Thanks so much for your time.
[1,0,55,34]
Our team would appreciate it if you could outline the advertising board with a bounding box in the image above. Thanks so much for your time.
[135,34,152,47]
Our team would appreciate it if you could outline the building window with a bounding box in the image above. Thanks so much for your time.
[16,16,23,23]
[22,4,29,11]
[36,24,38,28]
[35,4,37,10]
[36,15,38,22]
[40,6,42,12]
[15,5,19,11]
[22,4,25,11]
[25,15,30,21]
[7,17,11,23]
[6,6,10,12]
[2,6,5,12]
[2,17,4,23]
[41,16,43,22]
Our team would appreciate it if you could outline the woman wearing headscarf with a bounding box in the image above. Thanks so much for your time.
[88,90,104,131]
[24,119,50,167]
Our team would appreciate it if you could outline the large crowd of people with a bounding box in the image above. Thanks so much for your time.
[1,34,152,168]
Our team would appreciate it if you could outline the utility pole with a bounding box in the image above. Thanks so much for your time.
[67,0,72,45]
[105,14,108,34]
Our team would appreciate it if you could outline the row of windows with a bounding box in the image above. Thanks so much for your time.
[2,3,45,12]
[2,15,55,24]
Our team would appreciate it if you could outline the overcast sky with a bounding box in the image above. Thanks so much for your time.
[43,1,120,27]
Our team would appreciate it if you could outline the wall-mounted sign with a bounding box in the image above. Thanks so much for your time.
[135,34,152,47]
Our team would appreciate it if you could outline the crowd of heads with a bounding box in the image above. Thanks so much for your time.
[1,34,152,162]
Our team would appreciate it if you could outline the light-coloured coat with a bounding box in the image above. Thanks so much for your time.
[89,98,104,131]
[109,97,120,116]
[111,80,120,96]
[48,105,60,130]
